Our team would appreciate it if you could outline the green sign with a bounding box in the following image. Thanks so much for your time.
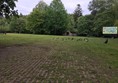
[103,27,118,34]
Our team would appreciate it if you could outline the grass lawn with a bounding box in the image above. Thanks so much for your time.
[0,33,118,82]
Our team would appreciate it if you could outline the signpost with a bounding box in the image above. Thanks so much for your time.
[103,27,118,38]
[103,27,117,34]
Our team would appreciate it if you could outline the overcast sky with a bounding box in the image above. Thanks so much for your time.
[15,0,92,15]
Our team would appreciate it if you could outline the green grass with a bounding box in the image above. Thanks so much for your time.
[0,33,118,82]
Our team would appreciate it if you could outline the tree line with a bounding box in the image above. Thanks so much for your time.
[0,0,118,36]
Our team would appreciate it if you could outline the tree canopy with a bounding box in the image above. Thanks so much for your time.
[47,0,68,35]
[0,0,18,18]
[9,16,26,33]
[27,0,49,34]
[77,15,94,36]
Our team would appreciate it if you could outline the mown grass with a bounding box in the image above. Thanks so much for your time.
[0,33,118,82]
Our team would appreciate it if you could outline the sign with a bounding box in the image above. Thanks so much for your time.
[103,27,118,34]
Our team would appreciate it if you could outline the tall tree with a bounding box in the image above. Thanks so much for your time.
[0,18,6,32]
[77,15,94,36]
[73,4,82,28]
[49,0,68,35]
[112,0,118,24]
[67,14,76,32]
[73,4,82,22]
[27,0,49,34]
[88,0,118,36]
[93,11,114,36]
[88,0,117,15]
[0,0,18,18]
[9,16,26,33]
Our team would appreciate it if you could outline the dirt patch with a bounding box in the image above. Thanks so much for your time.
[0,44,117,82]
[0,44,52,82]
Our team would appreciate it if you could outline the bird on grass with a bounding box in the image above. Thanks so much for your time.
[62,38,64,41]
[104,39,108,44]
[84,38,89,42]
[71,38,74,40]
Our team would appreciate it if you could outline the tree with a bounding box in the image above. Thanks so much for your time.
[73,4,82,22]
[34,0,48,10]
[0,18,6,32]
[73,4,82,29]
[88,0,113,14]
[49,0,68,35]
[112,0,118,23]
[88,0,118,37]
[0,17,11,32]
[77,15,94,36]
[93,11,114,36]
[9,16,26,33]
[27,0,49,34]
[114,20,118,27]
[0,0,18,18]
[67,14,76,32]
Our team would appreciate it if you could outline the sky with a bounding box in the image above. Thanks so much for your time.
[15,0,92,15]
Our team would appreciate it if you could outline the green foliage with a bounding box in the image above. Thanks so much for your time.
[86,0,118,37]
[9,17,26,33]
[112,0,118,20]
[88,0,113,13]
[49,0,68,35]
[67,14,76,32]
[0,0,117,37]
[77,10,115,37]
[27,0,49,34]
[0,0,18,18]
[114,20,118,27]
[35,0,48,10]
[73,4,83,29]
[0,18,10,32]
[93,11,114,36]
[77,15,94,36]
[27,0,69,35]
[77,16,86,35]
[88,0,118,20]
[0,18,5,31]
[73,4,82,22]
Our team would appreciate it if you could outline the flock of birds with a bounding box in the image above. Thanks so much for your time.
[52,37,89,42]
[52,37,109,44]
